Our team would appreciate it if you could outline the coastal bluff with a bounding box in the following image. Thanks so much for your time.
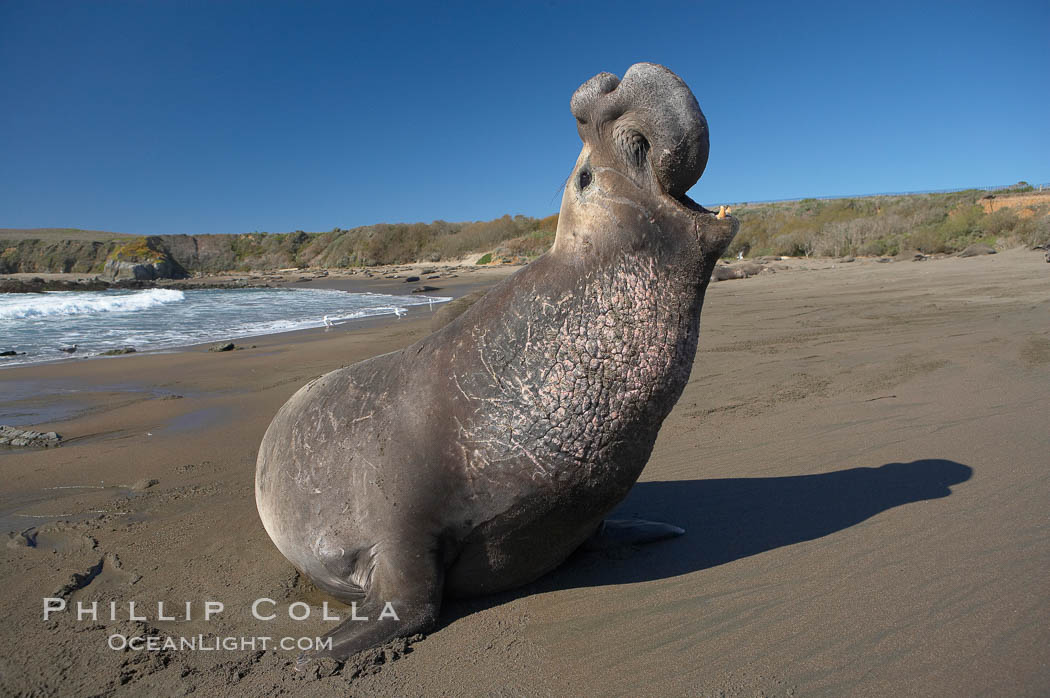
[3,185,1047,280]
[0,215,560,280]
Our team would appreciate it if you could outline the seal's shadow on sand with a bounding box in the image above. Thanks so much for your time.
[444,459,972,618]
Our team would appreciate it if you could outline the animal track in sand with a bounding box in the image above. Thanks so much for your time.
[1019,335,1050,367]
[683,373,834,420]
[6,522,98,552]
[857,355,951,393]
[53,551,128,598]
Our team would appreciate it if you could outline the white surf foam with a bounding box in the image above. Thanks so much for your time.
[0,289,186,320]
[0,287,451,368]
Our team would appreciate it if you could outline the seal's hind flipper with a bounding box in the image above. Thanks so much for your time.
[582,518,685,551]
[297,545,443,667]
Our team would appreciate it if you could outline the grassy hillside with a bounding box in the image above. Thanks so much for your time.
[2,185,1047,276]
[0,215,561,275]
[726,185,1050,258]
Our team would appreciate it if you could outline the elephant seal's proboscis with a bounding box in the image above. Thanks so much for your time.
[256,62,739,663]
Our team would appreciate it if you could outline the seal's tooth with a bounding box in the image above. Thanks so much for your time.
[716,205,726,220]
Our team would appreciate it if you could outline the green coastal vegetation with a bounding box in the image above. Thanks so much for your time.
[727,182,1048,258]
[1,185,1046,277]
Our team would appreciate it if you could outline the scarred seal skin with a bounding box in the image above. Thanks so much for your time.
[256,63,739,662]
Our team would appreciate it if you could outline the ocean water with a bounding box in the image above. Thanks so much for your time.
[0,287,451,367]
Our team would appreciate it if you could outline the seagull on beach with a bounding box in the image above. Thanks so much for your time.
[323,315,334,328]
[393,307,407,319]
[59,344,78,354]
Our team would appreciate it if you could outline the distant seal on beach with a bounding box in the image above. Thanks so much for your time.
[256,62,739,663]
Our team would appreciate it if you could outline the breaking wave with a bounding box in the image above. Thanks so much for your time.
[0,287,451,367]
[0,289,186,320]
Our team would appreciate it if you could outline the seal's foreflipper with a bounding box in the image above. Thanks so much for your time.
[297,547,443,667]
[583,519,686,551]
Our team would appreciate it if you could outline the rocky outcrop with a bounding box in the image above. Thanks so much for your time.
[99,347,136,355]
[0,425,62,448]
[100,237,187,281]
[0,277,115,292]
[101,257,184,281]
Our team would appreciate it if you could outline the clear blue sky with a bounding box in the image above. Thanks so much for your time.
[2,0,1047,235]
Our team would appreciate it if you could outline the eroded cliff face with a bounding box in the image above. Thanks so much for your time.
[0,234,298,278]
[0,216,560,277]
[1,231,379,277]
[0,238,117,275]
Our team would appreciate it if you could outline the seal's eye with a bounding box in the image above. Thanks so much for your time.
[579,169,592,190]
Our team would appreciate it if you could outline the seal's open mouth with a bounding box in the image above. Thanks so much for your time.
[664,188,739,257]
[668,189,732,222]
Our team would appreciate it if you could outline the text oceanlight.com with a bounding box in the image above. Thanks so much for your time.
[109,634,333,652]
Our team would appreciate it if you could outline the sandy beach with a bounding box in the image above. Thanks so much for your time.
[1,249,1048,696]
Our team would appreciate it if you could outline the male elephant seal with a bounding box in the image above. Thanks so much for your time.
[256,62,739,662]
